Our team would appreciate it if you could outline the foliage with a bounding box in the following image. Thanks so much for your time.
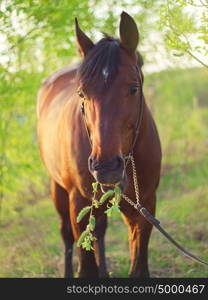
[0,70,48,220]
[77,184,121,250]
[159,0,208,68]
[0,0,160,73]
[105,186,121,217]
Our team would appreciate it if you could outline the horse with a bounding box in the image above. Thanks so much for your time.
[37,11,161,278]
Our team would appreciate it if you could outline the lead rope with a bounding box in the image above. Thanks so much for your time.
[122,154,208,266]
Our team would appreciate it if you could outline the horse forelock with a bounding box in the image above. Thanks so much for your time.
[77,35,120,95]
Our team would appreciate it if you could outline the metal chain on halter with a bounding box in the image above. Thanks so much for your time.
[122,154,161,225]
[122,155,158,224]
[122,154,142,210]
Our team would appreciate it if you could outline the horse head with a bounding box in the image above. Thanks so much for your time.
[75,12,144,192]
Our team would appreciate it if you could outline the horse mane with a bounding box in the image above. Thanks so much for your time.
[77,34,120,95]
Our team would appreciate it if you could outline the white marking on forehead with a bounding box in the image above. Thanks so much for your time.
[102,67,109,81]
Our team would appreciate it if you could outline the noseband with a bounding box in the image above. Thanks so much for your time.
[78,63,208,267]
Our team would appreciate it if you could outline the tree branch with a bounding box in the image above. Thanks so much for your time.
[185,49,208,68]
[186,0,208,7]
[165,2,208,69]
[199,0,208,8]
[166,34,208,69]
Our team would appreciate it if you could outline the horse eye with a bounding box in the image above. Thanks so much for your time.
[130,85,138,95]
[77,89,85,99]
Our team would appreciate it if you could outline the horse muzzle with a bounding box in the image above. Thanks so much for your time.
[88,155,127,192]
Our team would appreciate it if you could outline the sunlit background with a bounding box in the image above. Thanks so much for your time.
[0,0,208,277]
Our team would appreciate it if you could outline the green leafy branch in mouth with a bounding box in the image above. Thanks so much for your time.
[105,186,121,217]
[77,183,122,251]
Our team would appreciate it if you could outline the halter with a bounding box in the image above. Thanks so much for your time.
[124,66,144,166]
[79,65,144,164]
[77,65,208,267]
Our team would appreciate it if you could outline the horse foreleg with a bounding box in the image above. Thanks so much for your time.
[93,213,108,277]
[128,218,153,278]
[51,180,74,278]
[69,188,99,278]
[121,195,156,278]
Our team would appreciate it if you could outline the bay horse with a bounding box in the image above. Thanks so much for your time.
[37,12,161,278]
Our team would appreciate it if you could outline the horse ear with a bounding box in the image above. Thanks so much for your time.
[119,11,139,55]
[74,17,94,57]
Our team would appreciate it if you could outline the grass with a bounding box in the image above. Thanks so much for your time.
[0,67,208,278]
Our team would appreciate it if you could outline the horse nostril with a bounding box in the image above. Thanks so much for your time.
[88,156,100,172]
[88,155,124,173]
[102,156,123,171]
[93,163,100,171]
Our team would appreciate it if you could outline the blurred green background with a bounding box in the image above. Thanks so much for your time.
[0,0,208,277]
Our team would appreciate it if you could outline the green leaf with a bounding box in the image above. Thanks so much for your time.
[77,230,90,247]
[105,204,120,217]
[89,215,96,231]
[99,190,114,205]
[114,186,122,195]
[77,206,91,223]
[173,52,184,57]
[92,182,99,193]
[82,239,93,251]
[80,231,96,251]
[93,199,99,208]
